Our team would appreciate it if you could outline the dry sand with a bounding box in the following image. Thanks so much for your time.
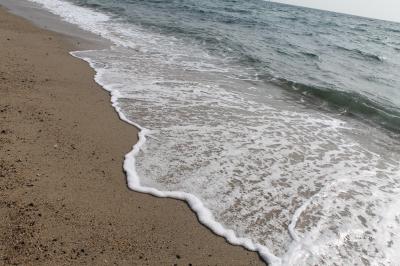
[0,6,263,266]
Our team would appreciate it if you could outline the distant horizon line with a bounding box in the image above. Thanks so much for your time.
[270,0,400,24]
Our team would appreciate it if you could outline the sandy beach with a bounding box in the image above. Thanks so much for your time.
[0,5,263,265]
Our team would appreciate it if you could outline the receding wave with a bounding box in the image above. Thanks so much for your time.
[275,78,400,132]
[333,45,385,62]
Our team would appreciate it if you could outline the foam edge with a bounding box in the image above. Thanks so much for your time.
[70,50,281,266]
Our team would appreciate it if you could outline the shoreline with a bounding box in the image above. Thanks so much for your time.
[0,5,263,265]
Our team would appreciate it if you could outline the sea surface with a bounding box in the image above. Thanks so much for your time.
[25,0,400,264]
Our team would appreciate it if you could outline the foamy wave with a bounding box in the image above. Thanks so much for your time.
[70,51,281,265]
[26,0,277,261]
[30,0,400,265]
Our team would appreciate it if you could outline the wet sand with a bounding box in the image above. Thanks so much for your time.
[0,5,263,265]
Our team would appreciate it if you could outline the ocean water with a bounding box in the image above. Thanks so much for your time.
[25,0,400,264]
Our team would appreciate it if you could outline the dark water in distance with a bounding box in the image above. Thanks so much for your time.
[70,0,400,132]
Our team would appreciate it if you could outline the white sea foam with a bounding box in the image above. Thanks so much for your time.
[29,0,400,265]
